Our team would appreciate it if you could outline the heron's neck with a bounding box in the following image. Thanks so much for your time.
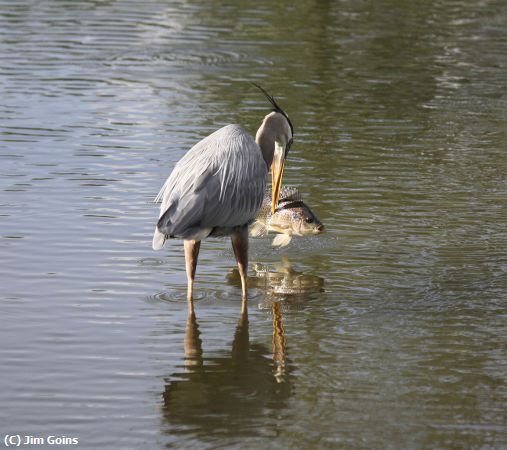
[255,126,275,168]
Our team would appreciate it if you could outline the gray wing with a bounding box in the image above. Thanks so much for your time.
[153,124,267,249]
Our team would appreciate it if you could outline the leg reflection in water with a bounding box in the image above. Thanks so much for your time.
[162,301,292,440]
[183,310,204,373]
[272,301,286,383]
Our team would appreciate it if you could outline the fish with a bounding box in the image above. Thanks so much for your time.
[249,186,324,247]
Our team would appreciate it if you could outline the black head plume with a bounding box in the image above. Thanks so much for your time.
[252,82,294,137]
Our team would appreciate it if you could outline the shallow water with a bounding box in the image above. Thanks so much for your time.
[1,0,506,448]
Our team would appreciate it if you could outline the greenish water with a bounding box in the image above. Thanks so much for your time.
[1,1,506,448]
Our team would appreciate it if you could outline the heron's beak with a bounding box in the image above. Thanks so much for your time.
[271,143,286,214]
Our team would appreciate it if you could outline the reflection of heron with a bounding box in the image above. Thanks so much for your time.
[272,302,287,382]
[153,85,293,308]
[161,305,292,440]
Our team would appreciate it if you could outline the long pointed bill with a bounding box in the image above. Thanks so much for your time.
[271,147,285,214]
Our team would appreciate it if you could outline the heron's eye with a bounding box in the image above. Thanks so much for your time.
[305,217,314,224]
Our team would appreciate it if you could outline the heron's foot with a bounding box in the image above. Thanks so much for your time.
[241,295,248,315]
[187,289,195,315]
[240,279,248,302]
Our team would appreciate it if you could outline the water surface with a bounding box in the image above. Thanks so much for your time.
[1,0,506,448]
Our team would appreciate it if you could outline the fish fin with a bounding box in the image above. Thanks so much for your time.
[250,221,266,237]
[271,234,292,247]
[280,186,302,202]
[267,224,287,234]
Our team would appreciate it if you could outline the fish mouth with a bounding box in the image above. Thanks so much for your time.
[313,224,324,234]
[296,225,324,236]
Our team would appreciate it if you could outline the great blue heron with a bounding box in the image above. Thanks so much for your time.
[153,85,293,309]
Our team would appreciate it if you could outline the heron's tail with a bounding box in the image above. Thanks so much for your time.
[152,227,166,250]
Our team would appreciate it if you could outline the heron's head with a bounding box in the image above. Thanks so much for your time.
[253,83,294,213]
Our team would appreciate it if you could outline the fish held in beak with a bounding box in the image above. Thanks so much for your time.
[250,185,324,247]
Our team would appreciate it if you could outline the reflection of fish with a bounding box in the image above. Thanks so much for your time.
[227,257,325,298]
[250,186,324,247]
[253,258,325,296]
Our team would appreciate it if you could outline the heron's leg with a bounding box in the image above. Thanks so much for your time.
[231,228,249,303]
[184,239,201,312]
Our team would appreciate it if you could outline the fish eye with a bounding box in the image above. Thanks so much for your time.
[305,217,314,224]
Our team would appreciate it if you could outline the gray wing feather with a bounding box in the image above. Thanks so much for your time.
[154,124,267,247]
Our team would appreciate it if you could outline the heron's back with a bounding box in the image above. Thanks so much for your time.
[153,124,267,249]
